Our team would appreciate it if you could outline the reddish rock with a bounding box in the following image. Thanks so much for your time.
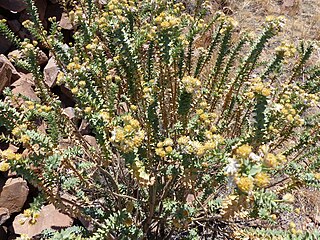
[37,50,48,66]
[0,178,29,215]
[79,119,90,135]
[62,107,76,120]
[0,54,20,93]
[59,12,73,30]
[0,36,12,54]
[7,20,21,33]
[35,0,48,25]
[45,3,63,21]
[83,135,99,150]
[11,73,40,101]
[0,0,27,12]
[0,208,10,225]
[44,57,58,87]
[13,204,73,238]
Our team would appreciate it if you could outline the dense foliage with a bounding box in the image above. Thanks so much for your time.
[0,0,320,239]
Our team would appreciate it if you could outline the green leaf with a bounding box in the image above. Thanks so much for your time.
[249,164,262,176]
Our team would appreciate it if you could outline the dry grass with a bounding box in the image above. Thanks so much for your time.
[212,0,320,41]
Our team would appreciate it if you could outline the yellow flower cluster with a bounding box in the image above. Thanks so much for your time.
[19,209,40,225]
[235,144,252,159]
[0,161,10,172]
[23,101,52,113]
[265,15,286,32]
[110,115,145,152]
[217,14,238,33]
[1,149,22,161]
[155,138,174,157]
[177,136,217,156]
[263,152,286,168]
[254,172,270,188]
[236,176,254,193]
[195,109,217,125]
[276,102,304,126]
[132,160,155,187]
[275,42,296,57]
[248,77,271,97]
[155,12,181,30]
[181,76,201,93]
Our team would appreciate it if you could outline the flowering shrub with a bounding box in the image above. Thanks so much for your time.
[0,0,320,239]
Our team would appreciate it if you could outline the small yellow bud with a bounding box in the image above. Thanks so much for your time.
[71,87,78,94]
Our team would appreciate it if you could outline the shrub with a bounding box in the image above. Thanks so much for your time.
[0,0,320,239]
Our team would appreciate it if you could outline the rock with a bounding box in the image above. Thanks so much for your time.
[13,204,73,238]
[0,226,7,240]
[8,50,48,66]
[35,0,48,25]
[83,135,99,150]
[44,57,58,87]
[0,208,10,225]
[59,12,73,30]
[0,55,20,93]
[0,0,27,12]
[37,50,48,66]
[0,178,29,214]
[11,73,40,101]
[45,3,63,21]
[7,20,21,33]
[62,107,76,120]
[0,36,12,54]
[79,119,90,135]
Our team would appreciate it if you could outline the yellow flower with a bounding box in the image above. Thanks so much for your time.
[1,149,16,160]
[99,111,110,121]
[79,81,86,87]
[12,127,21,136]
[155,148,166,157]
[235,144,252,159]
[282,193,294,203]
[261,88,271,97]
[124,125,133,133]
[20,135,30,144]
[177,136,189,145]
[71,87,78,94]
[23,209,32,218]
[165,146,173,154]
[204,141,216,151]
[276,153,287,163]
[254,172,270,188]
[160,21,170,29]
[237,176,254,193]
[289,221,296,228]
[84,107,92,114]
[163,138,173,146]
[314,173,320,180]
[264,153,278,168]
[0,161,10,172]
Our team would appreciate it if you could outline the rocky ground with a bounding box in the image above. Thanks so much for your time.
[0,0,319,239]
